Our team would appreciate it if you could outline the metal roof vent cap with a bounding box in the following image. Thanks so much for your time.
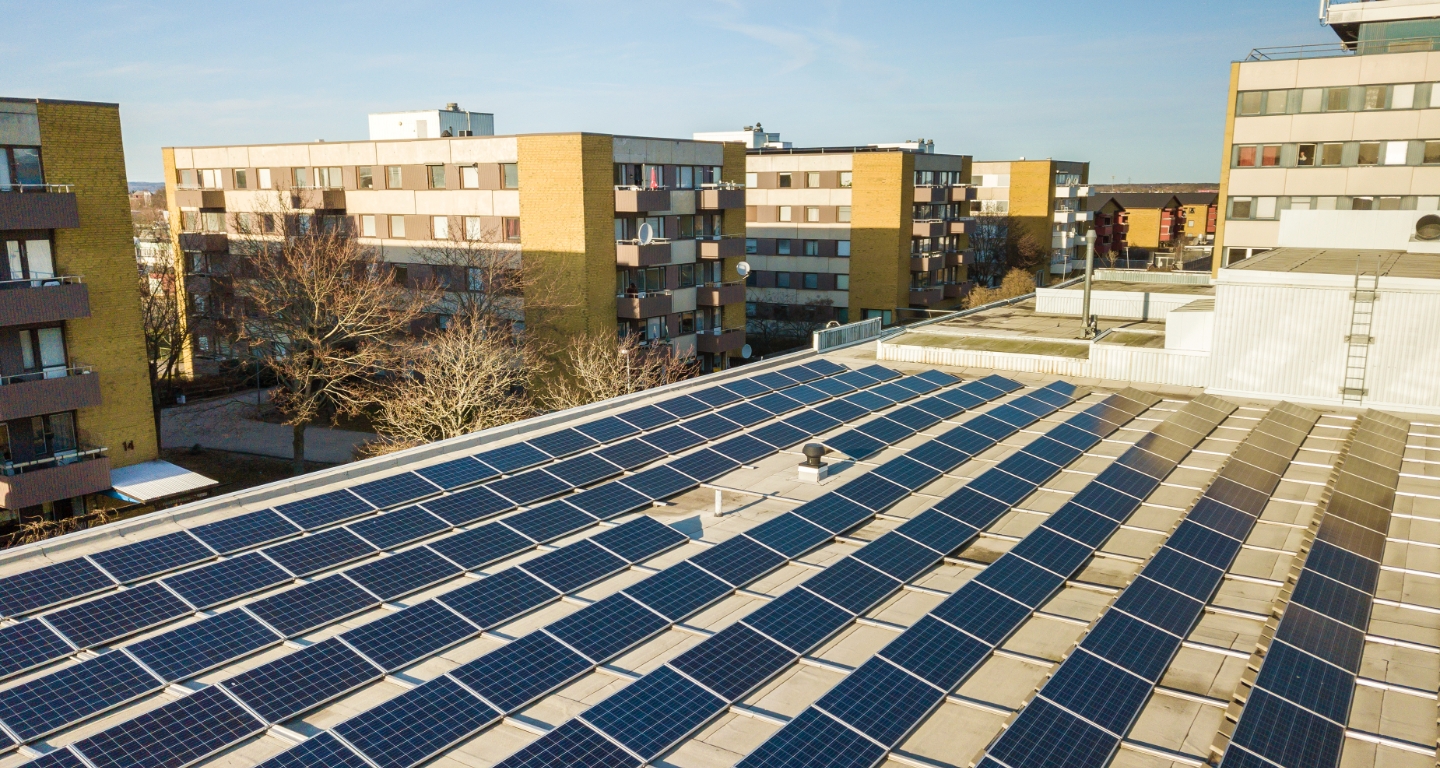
[1417,214,1440,241]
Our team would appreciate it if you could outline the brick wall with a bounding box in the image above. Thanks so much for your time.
[849,152,913,318]
[721,142,748,353]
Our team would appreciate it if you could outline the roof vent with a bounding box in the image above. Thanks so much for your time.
[445,102,459,111]
[1418,214,1440,241]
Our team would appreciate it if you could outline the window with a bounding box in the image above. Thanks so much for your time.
[292,167,309,187]
[679,264,695,288]
[679,312,695,334]
[361,215,376,237]
[806,172,820,188]
[804,240,819,256]
[1425,141,1440,164]
[839,171,852,188]
[1297,144,1316,166]
[503,217,521,241]
[179,169,196,187]
[1321,143,1344,166]
[1352,196,1374,211]
[1394,83,1417,109]
[745,238,757,254]
[836,275,850,290]
[389,215,406,238]
[1364,85,1387,110]
[1238,91,1263,115]
[777,239,791,255]
[464,216,482,240]
[1326,87,1350,111]
[835,308,848,324]
[1256,197,1276,218]
[1358,142,1381,165]
[1237,146,1257,167]
[200,169,219,188]
[776,272,791,288]
[468,267,484,292]
[745,302,757,317]
[502,163,519,189]
[432,216,449,239]
[778,206,792,222]
[259,168,272,189]
[1265,90,1288,115]
[1379,196,1403,210]
[746,172,758,188]
[387,166,402,189]
[779,173,792,188]
[1300,88,1323,113]
[805,207,819,222]
[461,166,479,189]
[196,335,210,354]
[837,206,851,223]
[745,271,756,286]
[315,167,342,188]
[357,167,373,189]
[803,273,819,289]
[1261,145,1281,167]
[428,165,446,189]
[679,167,694,189]
[837,240,851,257]
[677,217,694,239]
[1385,141,1409,165]
[393,265,409,285]
[1231,197,1254,219]
[234,169,248,189]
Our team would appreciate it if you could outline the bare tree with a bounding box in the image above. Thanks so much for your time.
[967,212,1014,287]
[743,291,835,356]
[545,331,698,411]
[136,220,190,444]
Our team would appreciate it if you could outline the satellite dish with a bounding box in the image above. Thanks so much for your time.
[1418,214,1440,241]
[735,261,751,277]
[637,222,655,245]
[741,344,753,359]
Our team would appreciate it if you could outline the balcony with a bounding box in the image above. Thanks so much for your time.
[913,186,952,204]
[699,186,745,210]
[179,232,229,252]
[908,287,945,306]
[615,187,672,213]
[697,327,745,355]
[0,277,89,326]
[174,188,226,208]
[616,241,673,267]
[0,447,110,510]
[948,220,971,236]
[910,255,944,272]
[945,251,976,268]
[0,367,102,421]
[942,282,969,299]
[950,186,977,202]
[699,238,745,260]
[696,282,745,306]
[616,292,672,319]
[912,220,946,238]
[1054,185,1091,199]
[0,187,80,230]
[293,188,346,210]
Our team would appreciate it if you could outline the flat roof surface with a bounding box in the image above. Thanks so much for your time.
[1060,280,1214,296]
[1229,248,1440,280]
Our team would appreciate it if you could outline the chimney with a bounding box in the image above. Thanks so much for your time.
[445,102,459,112]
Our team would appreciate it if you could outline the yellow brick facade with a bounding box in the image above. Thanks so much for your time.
[1212,62,1241,276]
[849,152,914,318]
[721,142,748,344]
[36,102,158,469]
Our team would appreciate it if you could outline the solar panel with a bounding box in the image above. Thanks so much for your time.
[721,378,770,398]
[619,465,696,500]
[814,656,944,748]
[654,395,710,420]
[737,708,886,768]
[256,732,371,768]
[1009,527,1093,577]
[832,473,909,512]
[1143,546,1225,601]
[345,547,462,601]
[753,370,798,390]
[852,533,939,581]
[493,720,638,768]
[427,523,531,570]
[801,558,900,614]
[1252,640,1354,723]
[935,387,988,411]
[622,562,732,621]
[1304,539,1380,593]
[972,554,1064,607]
[273,489,374,530]
[896,510,978,556]
[683,413,742,440]
[529,428,599,459]
[885,404,941,432]
[669,623,794,702]
[1069,483,1139,521]
[746,513,833,558]
[1227,688,1345,768]
[88,532,214,584]
[843,390,892,413]
[348,472,440,509]
[566,482,652,520]
[475,442,551,474]
[616,405,676,431]
[668,448,740,482]
[714,433,781,463]
[1116,446,1177,481]
[750,392,803,416]
[522,540,627,593]
[742,587,853,654]
[856,364,901,381]
[995,451,1062,484]
[1273,603,1366,673]
[127,610,280,682]
[833,370,879,389]
[343,599,478,671]
[22,750,86,768]
[910,396,964,420]
[716,402,771,427]
[878,615,990,691]
[964,468,1039,507]
[689,386,744,408]
[583,665,725,761]
[869,382,918,403]
[793,494,872,534]
[590,516,688,563]
[449,632,592,712]
[1165,520,1243,568]
[263,528,377,577]
[807,377,858,398]
[414,456,499,490]
[222,638,381,723]
[545,593,669,663]
[903,442,967,475]
[1109,576,1203,639]
[348,505,450,550]
[488,468,571,505]
[436,568,558,629]
[335,675,499,768]
[46,582,192,649]
[930,584,1031,645]
[812,398,868,424]
[0,619,73,679]
[538,454,621,488]
[575,416,642,443]
[188,509,300,555]
[0,651,161,741]
[1289,571,1371,629]
[684,535,784,587]
[934,424,998,457]
[595,438,667,470]
[638,424,706,453]
[161,552,290,609]
[1042,505,1116,548]
[1040,648,1152,736]
[870,456,942,491]
[245,574,379,638]
[777,410,841,439]
[1185,496,1255,541]
[69,684,264,768]
[931,487,1011,529]
[982,698,1117,768]
[502,500,598,542]
[1082,608,1182,682]
[854,416,915,444]
[784,362,830,381]
[779,384,828,405]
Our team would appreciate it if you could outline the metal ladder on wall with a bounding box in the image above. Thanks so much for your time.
[1340,259,1379,405]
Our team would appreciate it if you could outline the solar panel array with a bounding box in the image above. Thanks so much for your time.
[1216,410,1410,768]
[974,401,1322,768]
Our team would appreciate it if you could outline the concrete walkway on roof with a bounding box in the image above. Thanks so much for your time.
[160,389,373,464]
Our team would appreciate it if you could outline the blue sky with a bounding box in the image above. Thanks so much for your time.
[8,0,1333,183]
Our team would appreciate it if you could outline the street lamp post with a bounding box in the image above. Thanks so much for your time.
[1081,229,1098,340]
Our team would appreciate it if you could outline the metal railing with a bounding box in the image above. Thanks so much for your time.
[0,445,106,477]
[813,317,883,352]
[0,183,73,194]
[616,238,672,245]
[0,365,91,387]
[1246,36,1440,61]
[0,275,82,290]
[615,289,672,299]
[699,182,745,190]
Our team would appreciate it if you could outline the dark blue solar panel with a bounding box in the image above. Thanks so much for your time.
[346,547,461,601]
[962,468,1037,506]
[530,428,599,459]
[522,540,626,593]
[348,472,440,509]
[1043,504,1117,548]
[743,588,853,654]
[273,490,374,530]
[638,425,706,453]
[689,535,787,586]
[546,593,669,663]
[669,448,740,482]
[245,574,378,638]
[1291,572,1372,630]
[833,473,909,512]
[986,403,1038,430]
[89,532,214,584]
[737,708,886,768]
[833,370,878,389]
[1041,649,1153,735]
[807,377,857,398]
[751,421,814,449]
[623,562,732,622]
[1166,520,1243,568]
[1096,463,1162,500]
[161,552,290,609]
[493,720,638,768]
[932,486,1011,529]
[903,441,968,473]
[1207,476,1272,517]
[793,494,873,533]
[750,392,803,416]
[816,656,945,747]
[222,638,380,723]
[348,505,449,550]
[619,466,696,500]
[1110,575,1203,638]
[913,369,960,387]
[753,370,798,389]
[689,386,744,407]
[1009,527,1093,577]
[1069,483,1140,521]
[414,456,499,490]
[449,632,592,712]
[934,424,998,456]
[871,456,942,491]
[855,416,915,445]
[670,623,794,701]
[1116,446,1173,480]
[1228,688,1346,768]
[852,533,940,581]
[584,666,725,761]
[684,413,742,440]
[335,675,498,768]
[595,438,667,470]
[746,513,833,558]
[824,430,887,460]
[961,413,1017,442]
[654,395,710,419]
[1044,423,1104,451]
[721,378,770,398]
[428,523,531,569]
[616,405,676,431]
[879,615,990,690]
[893,375,941,395]
[802,558,900,614]
[127,610,279,682]
[812,398,868,424]
[188,510,300,555]
[897,510,978,555]
[1082,609,1182,682]
[0,651,161,741]
[935,387,988,411]
[800,359,847,377]
[911,396,965,420]
[1144,546,1226,601]
[576,417,641,444]
[885,404,941,431]
[869,382,918,403]
[23,750,87,768]
[995,451,1062,484]
[856,364,901,381]
[263,528,376,577]
[1187,496,1257,542]
[503,500,598,542]
[714,434,780,463]
[343,599,478,671]
[0,620,73,679]
[931,584,1031,645]
[567,482,652,519]
[843,390,892,413]
[780,384,828,405]
[70,684,263,768]
[591,516,689,563]
[984,698,1117,768]
[257,732,370,768]
[973,554,1064,607]
[782,363,827,382]
[476,442,551,474]
[1254,640,1355,724]
[437,568,558,629]
[46,582,191,649]
[490,468,572,505]
[1306,539,1380,594]
[717,402,771,427]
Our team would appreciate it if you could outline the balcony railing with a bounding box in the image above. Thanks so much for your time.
[615,187,673,213]
[0,366,102,421]
[699,236,746,259]
[0,187,80,230]
[696,281,745,306]
[697,327,745,354]
[616,291,672,319]
[0,276,89,326]
[0,183,73,194]
[1245,36,1440,61]
[616,240,673,267]
[0,446,111,510]
[699,184,745,210]
[174,188,226,208]
[179,232,229,252]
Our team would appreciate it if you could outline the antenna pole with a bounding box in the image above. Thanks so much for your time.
[1081,230,1098,339]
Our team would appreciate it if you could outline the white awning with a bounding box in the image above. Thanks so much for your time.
[109,460,218,502]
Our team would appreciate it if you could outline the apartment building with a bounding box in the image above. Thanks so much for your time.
[164,111,748,374]
[1216,0,1440,269]
[971,158,1090,281]
[0,98,158,525]
[1178,191,1219,244]
[1108,193,1183,252]
[708,130,972,334]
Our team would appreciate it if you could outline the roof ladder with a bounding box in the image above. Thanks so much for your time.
[1340,258,1378,404]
